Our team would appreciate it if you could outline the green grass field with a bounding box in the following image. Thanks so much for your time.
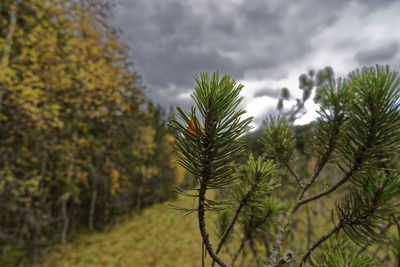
[35,193,334,267]
[36,194,219,267]
[35,191,395,267]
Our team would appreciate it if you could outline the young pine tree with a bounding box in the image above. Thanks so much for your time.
[170,66,400,267]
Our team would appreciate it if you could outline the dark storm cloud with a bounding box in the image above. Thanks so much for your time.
[113,0,347,101]
[354,42,399,65]
[361,0,399,9]
[113,0,400,113]
[114,0,246,90]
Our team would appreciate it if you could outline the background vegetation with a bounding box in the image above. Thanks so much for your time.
[0,1,181,265]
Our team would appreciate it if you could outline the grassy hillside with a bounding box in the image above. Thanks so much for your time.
[35,194,332,267]
[36,190,395,267]
[35,192,333,267]
[36,194,219,267]
[35,191,335,267]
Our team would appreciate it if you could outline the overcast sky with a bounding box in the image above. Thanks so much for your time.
[113,0,400,128]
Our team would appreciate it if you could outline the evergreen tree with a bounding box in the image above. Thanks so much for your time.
[170,66,400,266]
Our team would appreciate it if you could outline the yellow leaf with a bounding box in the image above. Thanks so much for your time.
[187,119,205,137]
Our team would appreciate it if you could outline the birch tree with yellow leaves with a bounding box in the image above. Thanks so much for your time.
[0,1,178,265]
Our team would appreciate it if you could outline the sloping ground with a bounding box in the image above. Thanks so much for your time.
[36,193,331,267]
[37,195,217,267]
[37,191,394,267]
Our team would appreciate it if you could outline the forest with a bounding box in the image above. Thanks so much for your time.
[1,1,400,267]
[0,0,181,265]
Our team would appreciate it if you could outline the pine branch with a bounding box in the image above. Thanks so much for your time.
[213,157,277,266]
[300,223,342,266]
[198,108,231,267]
[170,72,252,267]
[225,244,234,261]
[248,232,262,267]
[171,67,400,267]
[231,237,246,266]
[214,174,260,258]
[263,232,271,258]
[269,75,386,264]
[299,129,338,197]
[297,163,358,207]
[357,221,392,256]
[212,201,244,267]
[282,160,302,188]
[269,95,384,266]
[198,181,231,267]
[261,117,298,186]
[301,170,400,266]
[268,205,296,266]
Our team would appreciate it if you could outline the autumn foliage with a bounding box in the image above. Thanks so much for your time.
[0,0,180,264]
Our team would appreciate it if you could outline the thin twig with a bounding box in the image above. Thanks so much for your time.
[269,137,351,265]
[300,223,342,266]
[232,237,246,266]
[299,135,338,198]
[282,160,302,188]
[212,177,261,266]
[269,161,360,266]
[248,233,262,267]
[225,244,233,261]
[297,167,356,207]
[213,201,244,265]
[239,247,246,267]
[263,232,271,258]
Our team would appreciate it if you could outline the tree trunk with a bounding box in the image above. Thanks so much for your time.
[88,162,97,231]
[60,196,69,244]
[89,189,97,231]
[60,161,73,244]
[136,184,143,212]
[29,218,40,266]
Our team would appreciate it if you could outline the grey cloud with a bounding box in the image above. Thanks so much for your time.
[355,42,399,65]
[253,107,280,126]
[254,88,281,99]
[145,85,192,113]
[113,0,348,105]
[359,0,399,9]
[112,0,400,126]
